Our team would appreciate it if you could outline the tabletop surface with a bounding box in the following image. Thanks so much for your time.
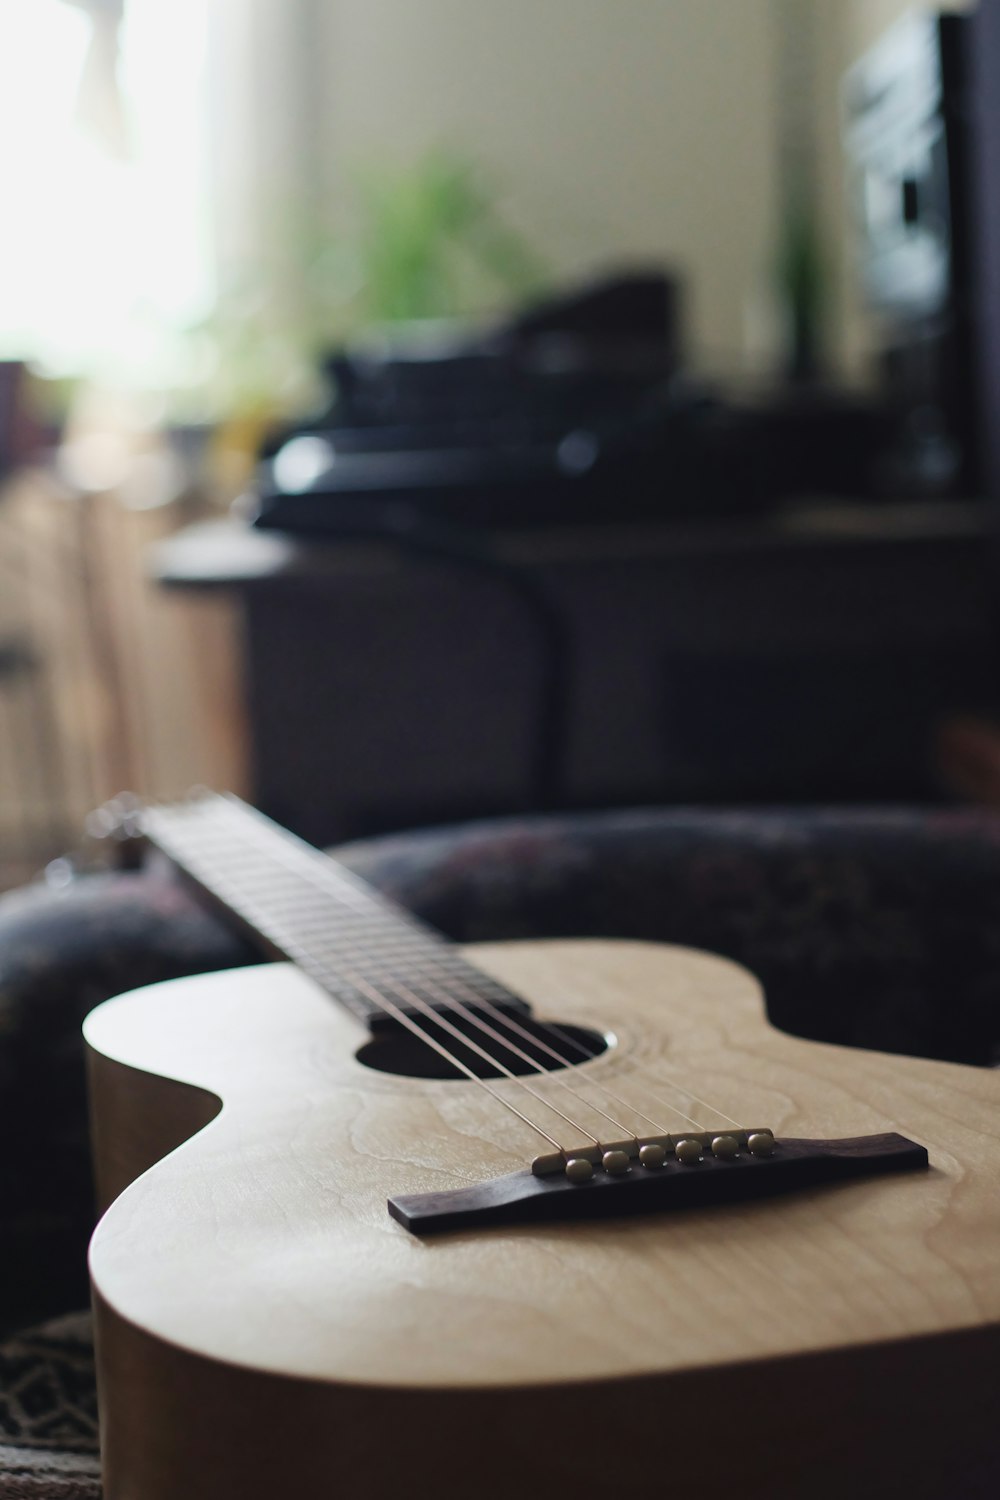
[151,500,989,589]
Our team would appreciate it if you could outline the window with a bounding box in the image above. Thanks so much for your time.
[0,0,210,385]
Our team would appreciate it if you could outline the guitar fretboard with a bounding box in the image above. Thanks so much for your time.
[143,796,528,1030]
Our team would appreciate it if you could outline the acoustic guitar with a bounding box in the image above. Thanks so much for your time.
[85,794,1000,1499]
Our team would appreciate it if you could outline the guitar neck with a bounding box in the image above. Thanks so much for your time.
[141,794,527,1031]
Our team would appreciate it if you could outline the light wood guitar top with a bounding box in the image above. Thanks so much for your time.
[87,938,1000,1391]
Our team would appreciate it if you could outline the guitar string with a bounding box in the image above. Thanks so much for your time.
[255,803,749,1136]
[183,797,745,1138]
[160,811,609,1147]
[539,1018,744,1132]
[407,974,712,1133]
[289,926,720,1137]
[213,796,747,1135]
[155,796,742,1145]
[146,826,571,1156]
[205,799,720,1136]
[144,807,601,1157]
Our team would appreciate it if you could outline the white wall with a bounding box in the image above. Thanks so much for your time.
[318,0,779,374]
[215,1,980,388]
[848,0,921,56]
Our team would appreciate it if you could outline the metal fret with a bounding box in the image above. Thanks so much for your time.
[142,798,529,1029]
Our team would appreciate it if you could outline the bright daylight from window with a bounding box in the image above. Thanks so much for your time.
[0,0,210,385]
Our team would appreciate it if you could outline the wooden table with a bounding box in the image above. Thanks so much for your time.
[152,501,999,847]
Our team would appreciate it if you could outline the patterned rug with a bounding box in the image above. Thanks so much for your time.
[0,1314,100,1498]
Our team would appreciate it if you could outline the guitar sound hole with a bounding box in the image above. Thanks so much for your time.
[356,1015,608,1080]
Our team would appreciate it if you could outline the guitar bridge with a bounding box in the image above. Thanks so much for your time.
[387,1132,929,1235]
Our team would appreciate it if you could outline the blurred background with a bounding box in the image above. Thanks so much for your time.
[1,0,998,878]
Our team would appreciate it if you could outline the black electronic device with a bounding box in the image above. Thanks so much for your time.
[251,271,723,535]
[250,270,889,537]
[843,10,977,496]
[968,0,1000,503]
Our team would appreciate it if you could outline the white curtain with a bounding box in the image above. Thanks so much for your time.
[62,0,127,157]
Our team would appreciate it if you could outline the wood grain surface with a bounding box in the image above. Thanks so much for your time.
[86,939,1000,1499]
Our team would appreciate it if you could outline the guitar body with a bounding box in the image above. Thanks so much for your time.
[86,938,1000,1500]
